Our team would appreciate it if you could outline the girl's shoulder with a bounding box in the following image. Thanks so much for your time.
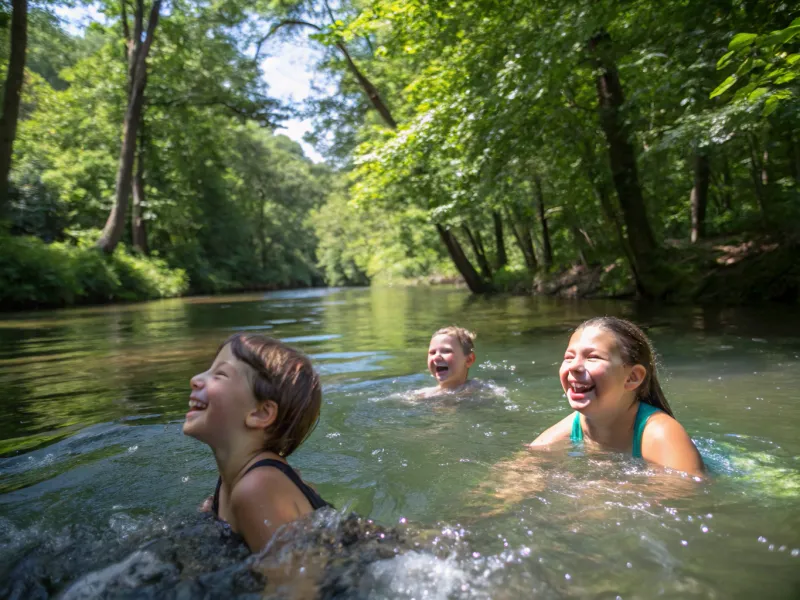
[641,411,705,475]
[529,412,575,448]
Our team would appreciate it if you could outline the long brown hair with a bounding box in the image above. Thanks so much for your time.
[576,317,674,417]
[221,333,322,457]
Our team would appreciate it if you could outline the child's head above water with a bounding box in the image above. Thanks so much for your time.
[562,316,673,418]
[428,326,476,390]
[184,333,322,457]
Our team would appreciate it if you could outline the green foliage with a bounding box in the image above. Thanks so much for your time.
[0,234,188,309]
[712,18,800,115]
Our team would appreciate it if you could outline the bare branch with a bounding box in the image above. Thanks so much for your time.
[253,19,322,62]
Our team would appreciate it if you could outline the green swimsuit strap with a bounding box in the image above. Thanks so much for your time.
[632,402,662,458]
[570,412,583,443]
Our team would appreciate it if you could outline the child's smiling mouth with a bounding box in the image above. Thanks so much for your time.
[188,398,208,412]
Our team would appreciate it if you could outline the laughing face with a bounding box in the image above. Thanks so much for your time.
[560,326,644,415]
[183,343,258,446]
[428,334,475,390]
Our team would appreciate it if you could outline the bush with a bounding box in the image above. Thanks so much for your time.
[0,234,188,310]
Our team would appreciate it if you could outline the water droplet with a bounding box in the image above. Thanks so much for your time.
[701,525,709,533]
[564,573,571,581]
[681,540,688,546]
[758,536,767,543]
[769,544,775,551]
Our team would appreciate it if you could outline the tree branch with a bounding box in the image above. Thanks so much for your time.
[121,0,131,44]
[253,19,322,62]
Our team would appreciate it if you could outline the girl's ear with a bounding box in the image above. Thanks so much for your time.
[465,352,476,368]
[624,364,647,392]
[245,399,278,431]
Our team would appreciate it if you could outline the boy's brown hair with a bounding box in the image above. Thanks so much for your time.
[432,326,476,355]
[222,333,321,457]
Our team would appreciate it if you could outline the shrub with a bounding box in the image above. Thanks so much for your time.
[0,234,189,310]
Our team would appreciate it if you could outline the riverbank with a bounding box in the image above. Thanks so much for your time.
[0,235,321,311]
[523,235,800,305]
[3,233,796,312]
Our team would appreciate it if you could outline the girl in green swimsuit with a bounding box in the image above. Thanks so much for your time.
[529,317,704,476]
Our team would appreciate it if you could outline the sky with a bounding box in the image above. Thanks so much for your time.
[55,6,330,163]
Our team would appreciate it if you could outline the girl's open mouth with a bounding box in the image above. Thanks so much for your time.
[188,398,208,412]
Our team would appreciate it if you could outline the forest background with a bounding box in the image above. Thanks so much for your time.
[0,0,798,309]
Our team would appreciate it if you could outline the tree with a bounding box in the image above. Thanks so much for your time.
[96,0,161,253]
[0,0,28,214]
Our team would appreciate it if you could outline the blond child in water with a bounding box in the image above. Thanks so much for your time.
[529,316,704,476]
[184,333,330,552]
[419,326,479,397]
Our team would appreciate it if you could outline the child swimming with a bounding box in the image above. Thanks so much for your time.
[184,333,330,552]
[529,317,704,476]
[419,326,478,397]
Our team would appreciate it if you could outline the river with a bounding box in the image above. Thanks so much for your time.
[1,287,799,598]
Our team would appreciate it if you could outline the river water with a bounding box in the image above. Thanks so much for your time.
[1,287,799,599]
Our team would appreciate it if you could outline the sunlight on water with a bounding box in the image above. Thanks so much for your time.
[1,287,799,598]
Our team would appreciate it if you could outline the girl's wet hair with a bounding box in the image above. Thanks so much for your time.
[576,317,674,418]
[433,325,476,355]
[221,333,322,457]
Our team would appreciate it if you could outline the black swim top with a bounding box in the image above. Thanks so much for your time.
[211,459,331,517]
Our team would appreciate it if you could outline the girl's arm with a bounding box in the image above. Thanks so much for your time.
[641,413,705,477]
[229,469,305,552]
[528,413,574,448]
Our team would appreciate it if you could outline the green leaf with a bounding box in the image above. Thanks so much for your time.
[763,90,793,116]
[736,57,754,76]
[710,74,737,98]
[747,87,768,102]
[761,25,800,48]
[729,33,757,51]
[774,72,798,85]
[716,50,735,70]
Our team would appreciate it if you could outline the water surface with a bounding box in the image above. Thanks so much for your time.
[1,287,799,598]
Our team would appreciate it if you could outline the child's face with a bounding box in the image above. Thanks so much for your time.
[559,326,639,416]
[428,334,475,389]
[183,343,258,446]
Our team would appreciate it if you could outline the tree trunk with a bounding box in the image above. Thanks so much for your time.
[747,133,769,226]
[260,193,267,270]
[790,133,800,186]
[588,31,657,289]
[493,210,507,269]
[462,224,492,280]
[505,207,537,270]
[436,224,491,293]
[533,175,553,268]
[690,151,710,243]
[97,0,162,253]
[131,117,148,254]
[0,0,28,214]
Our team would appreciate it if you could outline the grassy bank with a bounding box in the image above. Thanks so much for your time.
[0,235,189,310]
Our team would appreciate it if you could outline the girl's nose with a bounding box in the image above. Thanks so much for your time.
[190,373,204,390]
